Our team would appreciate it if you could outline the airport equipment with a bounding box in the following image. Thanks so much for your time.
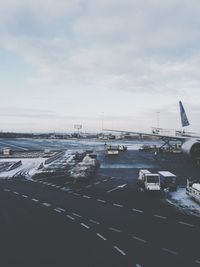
[118,145,127,151]
[186,179,200,203]
[138,169,161,192]
[158,171,177,191]
[105,147,119,155]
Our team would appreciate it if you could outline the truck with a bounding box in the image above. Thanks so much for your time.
[138,169,161,192]
[158,171,177,191]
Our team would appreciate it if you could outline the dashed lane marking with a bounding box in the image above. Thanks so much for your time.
[22,195,28,198]
[161,247,178,255]
[83,195,91,199]
[54,208,62,213]
[74,193,81,196]
[109,227,121,233]
[132,208,143,213]
[86,185,92,188]
[13,192,19,195]
[80,223,90,229]
[43,203,51,207]
[97,199,106,203]
[57,208,66,212]
[89,219,100,225]
[132,236,147,243]
[195,260,200,264]
[113,246,126,256]
[154,214,167,220]
[4,189,10,192]
[113,203,123,208]
[95,182,100,185]
[103,179,108,182]
[72,213,82,218]
[179,221,194,227]
[96,233,107,241]
[32,198,39,202]
[66,215,75,221]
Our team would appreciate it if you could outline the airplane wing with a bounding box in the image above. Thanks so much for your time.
[103,128,187,141]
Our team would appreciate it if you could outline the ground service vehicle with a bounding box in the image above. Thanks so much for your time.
[138,169,161,192]
[158,171,178,191]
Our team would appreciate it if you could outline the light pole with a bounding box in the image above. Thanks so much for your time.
[156,111,160,128]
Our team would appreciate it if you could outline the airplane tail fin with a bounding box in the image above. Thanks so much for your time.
[179,101,190,127]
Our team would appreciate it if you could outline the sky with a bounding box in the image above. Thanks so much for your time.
[0,0,200,133]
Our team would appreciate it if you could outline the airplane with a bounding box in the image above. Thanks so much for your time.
[104,101,200,160]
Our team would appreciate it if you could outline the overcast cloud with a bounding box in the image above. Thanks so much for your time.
[0,0,200,132]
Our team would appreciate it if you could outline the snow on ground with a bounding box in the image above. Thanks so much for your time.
[0,158,45,180]
[167,188,200,217]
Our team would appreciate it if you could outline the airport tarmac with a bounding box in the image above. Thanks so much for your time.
[0,138,200,267]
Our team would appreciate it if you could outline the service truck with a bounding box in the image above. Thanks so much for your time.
[158,171,177,191]
[138,169,161,192]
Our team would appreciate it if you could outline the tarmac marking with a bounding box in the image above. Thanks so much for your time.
[22,195,28,198]
[54,208,62,213]
[80,223,90,229]
[66,215,75,221]
[72,213,82,218]
[132,236,147,243]
[95,182,100,185]
[56,186,61,189]
[154,214,167,220]
[96,233,107,240]
[0,141,28,151]
[113,246,126,256]
[136,264,143,267]
[32,198,39,202]
[86,185,92,188]
[43,202,51,207]
[74,193,81,196]
[57,208,66,212]
[178,221,194,227]
[3,189,10,192]
[161,247,177,255]
[103,179,108,182]
[195,260,200,264]
[97,199,106,203]
[89,219,100,225]
[132,208,143,214]
[113,203,123,208]
[109,227,121,233]
[83,195,91,199]
[13,192,19,195]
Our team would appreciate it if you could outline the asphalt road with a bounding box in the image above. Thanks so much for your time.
[0,175,200,267]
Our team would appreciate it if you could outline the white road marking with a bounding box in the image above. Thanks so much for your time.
[86,185,92,188]
[161,247,177,255]
[96,233,107,240]
[0,141,28,151]
[89,219,100,225]
[132,236,147,243]
[43,203,51,207]
[66,215,75,221]
[179,221,194,227]
[113,246,126,256]
[95,182,100,185]
[13,192,19,195]
[154,214,167,220]
[107,184,127,193]
[103,179,108,182]
[57,208,66,212]
[56,186,61,189]
[195,260,200,264]
[22,195,28,198]
[72,213,82,218]
[54,208,62,213]
[83,195,91,199]
[113,203,123,208]
[32,198,39,202]
[132,208,143,213]
[80,223,90,229]
[136,264,142,267]
[74,193,80,196]
[3,189,10,192]
[109,227,121,233]
[97,199,106,203]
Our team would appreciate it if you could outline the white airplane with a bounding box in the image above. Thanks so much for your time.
[104,101,200,160]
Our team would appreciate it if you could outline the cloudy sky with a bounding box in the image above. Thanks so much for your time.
[1,0,200,133]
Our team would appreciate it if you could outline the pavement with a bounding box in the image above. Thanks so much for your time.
[0,139,200,266]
